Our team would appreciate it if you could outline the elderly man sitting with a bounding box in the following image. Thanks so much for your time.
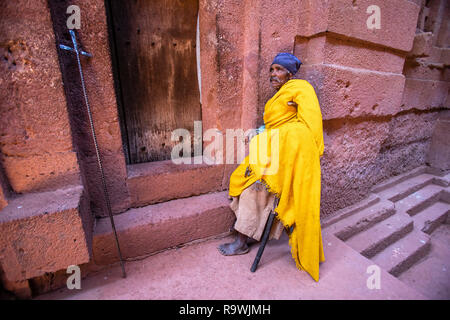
[218,53,326,282]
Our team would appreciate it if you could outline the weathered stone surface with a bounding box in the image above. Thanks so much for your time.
[408,32,434,57]
[0,0,80,194]
[326,0,420,52]
[0,186,90,283]
[427,119,450,170]
[47,0,131,216]
[376,173,435,202]
[345,212,414,258]
[371,229,431,277]
[0,168,9,211]
[320,112,439,216]
[401,78,449,111]
[300,64,405,120]
[0,189,6,211]
[0,275,32,300]
[295,35,406,74]
[381,112,439,149]
[81,154,130,217]
[296,0,420,52]
[403,59,450,82]
[441,48,450,65]
[127,159,225,208]
[2,152,80,193]
[93,191,234,265]
[198,0,245,132]
[413,201,449,234]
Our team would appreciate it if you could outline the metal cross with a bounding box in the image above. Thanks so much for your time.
[59,30,126,278]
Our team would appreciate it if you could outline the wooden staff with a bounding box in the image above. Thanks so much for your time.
[250,197,280,272]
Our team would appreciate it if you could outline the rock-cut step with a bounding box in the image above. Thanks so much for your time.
[394,184,444,216]
[92,191,235,265]
[412,201,450,234]
[325,200,395,241]
[375,173,436,202]
[345,212,413,259]
[371,166,428,194]
[371,229,431,277]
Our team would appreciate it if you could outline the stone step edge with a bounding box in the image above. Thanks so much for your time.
[328,200,396,241]
[377,175,436,203]
[92,191,235,265]
[371,166,428,194]
[371,229,431,277]
[345,213,414,259]
[126,158,227,209]
[321,193,380,228]
[412,201,450,234]
[396,185,445,216]
[0,184,91,294]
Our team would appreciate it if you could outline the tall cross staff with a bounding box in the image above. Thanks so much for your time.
[60,30,126,278]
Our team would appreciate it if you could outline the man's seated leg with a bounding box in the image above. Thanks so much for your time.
[218,181,279,256]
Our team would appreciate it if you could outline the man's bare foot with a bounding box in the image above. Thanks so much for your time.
[218,232,249,256]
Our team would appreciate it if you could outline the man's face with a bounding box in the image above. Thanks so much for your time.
[270,63,292,91]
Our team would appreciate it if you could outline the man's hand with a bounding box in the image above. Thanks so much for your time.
[287,100,298,108]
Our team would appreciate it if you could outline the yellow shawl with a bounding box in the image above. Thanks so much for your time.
[229,79,325,281]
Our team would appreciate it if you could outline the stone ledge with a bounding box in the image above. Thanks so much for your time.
[371,229,431,277]
[295,34,406,74]
[322,193,380,228]
[401,78,450,111]
[371,166,428,193]
[345,212,414,258]
[326,200,396,241]
[300,64,405,120]
[1,151,81,194]
[298,0,420,52]
[413,201,450,235]
[395,184,445,216]
[93,191,234,265]
[408,32,434,58]
[0,185,91,284]
[126,157,225,208]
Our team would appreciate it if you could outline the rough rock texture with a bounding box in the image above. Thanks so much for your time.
[296,0,448,214]
[0,0,449,298]
[47,0,131,217]
[0,1,94,298]
[0,186,90,285]
[127,159,224,207]
[92,191,234,265]
[0,0,81,193]
[0,166,9,211]
[427,117,450,170]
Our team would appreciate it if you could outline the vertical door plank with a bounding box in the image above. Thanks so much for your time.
[110,0,201,163]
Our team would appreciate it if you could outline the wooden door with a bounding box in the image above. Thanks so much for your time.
[108,0,201,164]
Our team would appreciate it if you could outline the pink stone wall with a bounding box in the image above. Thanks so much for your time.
[0,165,9,211]
[0,0,448,296]
[0,1,81,193]
[296,0,449,214]
[211,0,448,214]
[0,1,93,297]
[1,0,447,219]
